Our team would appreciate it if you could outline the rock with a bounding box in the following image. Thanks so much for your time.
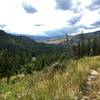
[98,92,100,95]
[81,96,88,100]
[87,77,92,81]
[32,57,36,61]
[86,80,92,86]
[17,93,21,99]
[96,68,100,72]
[80,91,83,94]
[52,62,65,73]
[81,98,86,100]
[93,91,96,94]
[74,96,78,100]
[89,70,98,76]
[80,68,100,100]
[85,87,91,91]
[88,75,97,80]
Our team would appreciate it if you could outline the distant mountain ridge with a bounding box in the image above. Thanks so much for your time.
[21,34,65,41]
[0,30,65,56]
[20,30,100,42]
[43,30,100,44]
[73,30,100,40]
[0,29,100,50]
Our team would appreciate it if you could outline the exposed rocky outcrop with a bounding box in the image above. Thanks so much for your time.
[81,69,100,100]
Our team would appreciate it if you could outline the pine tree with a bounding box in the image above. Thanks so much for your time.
[77,41,81,58]
[65,33,72,59]
[80,31,85,57]
[0,50,17,84]
[86,38,91,56]
[92,34,97,56]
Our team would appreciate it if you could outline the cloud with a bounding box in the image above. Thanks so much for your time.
[34,24,45,26]
[0,0,100,36]
[88,0,100,10]
[45,26,81,36]
[91,20,100,27]
[76,9,100,26]
[0,24,6,28]
[45,23,100,36]
[55,0,72,10]
[22,3,37,14]
[45,28,67,36]
[68,15,81,25]
[94,0,100,5]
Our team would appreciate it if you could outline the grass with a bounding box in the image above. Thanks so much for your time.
[0,56,100,100]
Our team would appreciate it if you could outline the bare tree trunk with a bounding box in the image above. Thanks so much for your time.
[7,74,10,84]
[65,33,72,59]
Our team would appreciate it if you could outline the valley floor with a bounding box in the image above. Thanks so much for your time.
[0,56,100,100]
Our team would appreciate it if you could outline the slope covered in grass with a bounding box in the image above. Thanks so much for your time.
[0,56,100,100]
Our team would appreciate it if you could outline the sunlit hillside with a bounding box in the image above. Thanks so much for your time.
[0,56,100,100]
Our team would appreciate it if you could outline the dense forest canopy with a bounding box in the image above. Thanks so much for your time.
[0,30,66,83]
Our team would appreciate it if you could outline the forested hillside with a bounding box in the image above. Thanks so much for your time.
[0,30,100,100]
[44,30,100,45]
[0,30,65,56]
[0,30,66,84]
[65,31,100,59]
[44,30,100,59]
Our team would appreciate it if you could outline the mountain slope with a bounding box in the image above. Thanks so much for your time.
[23,34,65,41]
[43,30,100,45]
[0,30,65,56]
[0,56,100,99]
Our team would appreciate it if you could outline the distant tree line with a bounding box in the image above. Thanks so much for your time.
[66,32,100,59]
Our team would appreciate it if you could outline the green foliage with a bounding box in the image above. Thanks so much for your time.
[0,30,65,56]
[0,49,32,84]
[22,63,35,74]
[33,53,64,71]
[66,33,100,59]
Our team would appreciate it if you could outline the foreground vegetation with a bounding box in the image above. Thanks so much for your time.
[0,30,66,84]
[0,30,100,99]
[0,56,100,99]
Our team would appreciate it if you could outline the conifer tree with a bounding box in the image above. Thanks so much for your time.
[65,33,72,59]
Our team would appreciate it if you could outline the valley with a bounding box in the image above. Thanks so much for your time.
[0,0,100,99]
[0,30,100,100]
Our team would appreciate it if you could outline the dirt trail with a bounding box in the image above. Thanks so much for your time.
[81,69,100,100]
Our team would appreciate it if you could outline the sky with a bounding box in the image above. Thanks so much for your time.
[0,0,100,36]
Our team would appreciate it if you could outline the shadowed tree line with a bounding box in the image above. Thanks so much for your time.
[66,32,100,59]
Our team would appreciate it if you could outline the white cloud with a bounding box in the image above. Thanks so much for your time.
[77,9,100,26]
[0,0,100,36]
[24,0,56,12]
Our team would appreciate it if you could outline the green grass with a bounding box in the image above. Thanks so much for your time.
[0,56,100,100]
